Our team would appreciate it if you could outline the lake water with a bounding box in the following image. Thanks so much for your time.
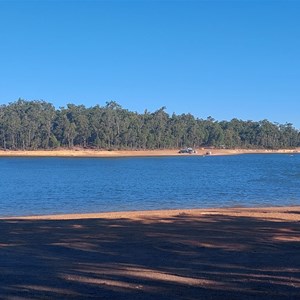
[0,154,300,217]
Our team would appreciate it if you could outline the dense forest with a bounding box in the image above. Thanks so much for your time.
[0,99,299,150]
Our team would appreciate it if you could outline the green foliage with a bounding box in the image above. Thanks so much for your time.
[0,99,299,150]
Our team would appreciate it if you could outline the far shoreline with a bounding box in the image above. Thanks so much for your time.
[0,147,299,158]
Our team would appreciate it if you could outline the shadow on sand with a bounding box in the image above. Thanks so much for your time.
[1,212,300,299]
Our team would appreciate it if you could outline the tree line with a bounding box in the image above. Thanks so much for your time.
[0,99,299,150]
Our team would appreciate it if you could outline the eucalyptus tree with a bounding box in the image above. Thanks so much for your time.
[64,104,91,147]
[53,107,76,148]
[148,107,169,148]
[258,120,281,149]
[0,105,7,149]
[279,123,299,148]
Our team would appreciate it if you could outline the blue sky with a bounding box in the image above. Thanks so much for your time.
[0,0,299,128]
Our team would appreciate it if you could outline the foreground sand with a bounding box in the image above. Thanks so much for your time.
[1,207,300,299]
[0,148,299,157]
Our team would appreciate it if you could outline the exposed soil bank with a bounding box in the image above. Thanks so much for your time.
[0,148,299,158]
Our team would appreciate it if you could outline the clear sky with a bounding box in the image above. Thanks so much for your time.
[0,0,299,128]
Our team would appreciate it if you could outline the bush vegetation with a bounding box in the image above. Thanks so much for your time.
[0,99,299,150]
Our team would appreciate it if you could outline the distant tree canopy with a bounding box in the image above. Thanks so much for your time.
[0,99,299,150]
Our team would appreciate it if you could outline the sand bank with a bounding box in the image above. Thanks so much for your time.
[0,148,299,158]
[3,206,300,221]
[1,206,300,299]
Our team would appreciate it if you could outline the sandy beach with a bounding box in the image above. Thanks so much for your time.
[1,206,300,299]
[0,148,299,158]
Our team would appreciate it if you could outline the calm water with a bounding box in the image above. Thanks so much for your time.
[0,154,300,217]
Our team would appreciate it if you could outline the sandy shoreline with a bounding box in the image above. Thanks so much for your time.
[2,206,300,221]
[0,148,299,158]
[1,206,300,299]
